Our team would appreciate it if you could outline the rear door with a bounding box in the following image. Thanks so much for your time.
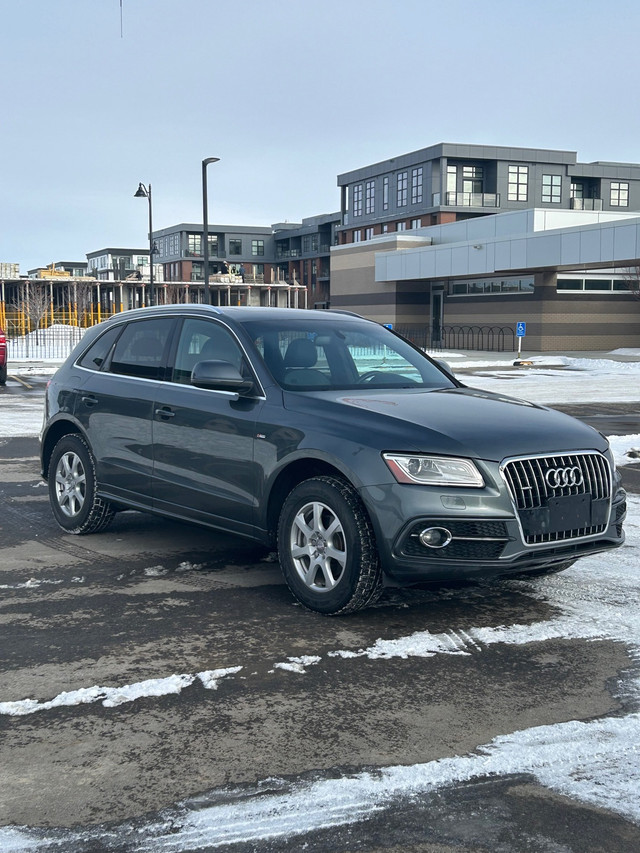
[151,317,264,536]
[74,317,175,505]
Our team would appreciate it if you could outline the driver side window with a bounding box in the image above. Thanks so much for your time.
[172,319,244,385]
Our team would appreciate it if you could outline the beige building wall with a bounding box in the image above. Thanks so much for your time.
[330,236,431,323]
[331,241,640,350]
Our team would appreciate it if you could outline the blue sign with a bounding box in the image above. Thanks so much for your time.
[383,323,393,329]
[516,321,526,338]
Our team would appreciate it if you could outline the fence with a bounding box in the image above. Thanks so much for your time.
[395,324,516,353]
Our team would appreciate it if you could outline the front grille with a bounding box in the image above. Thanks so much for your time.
[501,452,611,545]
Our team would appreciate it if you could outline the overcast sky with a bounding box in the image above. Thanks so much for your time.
[2,0,640,272]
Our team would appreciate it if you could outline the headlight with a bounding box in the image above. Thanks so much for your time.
[383,453,484,487]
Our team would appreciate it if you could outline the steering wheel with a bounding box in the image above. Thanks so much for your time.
[357,371,383,384]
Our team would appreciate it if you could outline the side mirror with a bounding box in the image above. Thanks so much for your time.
[191,360,254,393]
[435,358,454,377]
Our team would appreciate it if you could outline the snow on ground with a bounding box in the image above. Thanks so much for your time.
[1,497,639,851]
[457,356,640,404]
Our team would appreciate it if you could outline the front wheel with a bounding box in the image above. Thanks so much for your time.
[0,362,6,385]
[48,434,115,534]
[277,476,382,615]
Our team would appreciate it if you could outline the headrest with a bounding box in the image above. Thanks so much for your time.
[283,337,317,368]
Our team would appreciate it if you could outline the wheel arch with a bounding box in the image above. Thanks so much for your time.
[41,419,84,480]
[265,458,358,546]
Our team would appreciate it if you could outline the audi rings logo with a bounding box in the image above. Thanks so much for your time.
[545,466,584,489]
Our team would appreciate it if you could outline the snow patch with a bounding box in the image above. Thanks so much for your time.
[0,669,243,717]
[274,656,322,673]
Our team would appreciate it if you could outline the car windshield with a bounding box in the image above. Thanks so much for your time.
[242,316,456,391]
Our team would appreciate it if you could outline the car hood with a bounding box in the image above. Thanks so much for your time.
[283,386,609,462]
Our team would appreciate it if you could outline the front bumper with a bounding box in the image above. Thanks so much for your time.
[359,478,626,585]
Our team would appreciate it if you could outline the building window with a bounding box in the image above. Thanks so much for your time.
[353,184,363,217]
[447,165,457,194]
[462,165,483,196]
[462,166,483,179]
[571,182,584,199]
[365,227,374,240]
[187,234,202,255]
[251,240,264,256]
[397,222,407,231]
[558,276,629,292]
[208,236,218,256]
[229,239,242,255]
[382,224,389,233]
[383,177,389,210]
[410,219,422,229]
[411,167,423,204]
[352,230,362,242]
[397,172,408,207]
[508,165,528,201]
[450,277,534,296]
[542,174,562,203]
[610,181,629,207]
[365,180,375,215]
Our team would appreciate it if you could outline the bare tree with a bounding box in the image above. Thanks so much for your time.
[163,283,188,304]
[11,282,51,346]
[74,281,96,325]
[622,264,640,300]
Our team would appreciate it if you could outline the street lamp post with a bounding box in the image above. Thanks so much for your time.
[202,157,220,305]
[134,182,155,307]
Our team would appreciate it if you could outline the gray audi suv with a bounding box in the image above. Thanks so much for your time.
[40,306,626,614]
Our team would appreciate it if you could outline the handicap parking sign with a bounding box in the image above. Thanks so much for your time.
[516,321,526,337]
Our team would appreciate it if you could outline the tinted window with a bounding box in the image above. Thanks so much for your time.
[246,318,455,391]
[172,318,245,385]
[109,318,174,379]
[77,325,122,371]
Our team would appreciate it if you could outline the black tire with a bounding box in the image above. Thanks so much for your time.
[48,434,115,534]
[277,475,382,615]
[0,362,6,385]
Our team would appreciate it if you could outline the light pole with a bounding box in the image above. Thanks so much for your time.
[134,182,155,306]
[202,157,220,305]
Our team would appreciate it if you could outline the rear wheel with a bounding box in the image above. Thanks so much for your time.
[0,362,6,385]
[277,475,382,615]
[48,434,115,534]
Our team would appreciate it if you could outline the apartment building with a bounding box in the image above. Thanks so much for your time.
[337,143,640,244]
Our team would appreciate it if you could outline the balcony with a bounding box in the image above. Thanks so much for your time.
[276,248,301,259]
[570,198,603,211]
[444,192,500,208]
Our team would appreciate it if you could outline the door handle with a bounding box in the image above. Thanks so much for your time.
[81,395,98,407]
[155,407,176,419]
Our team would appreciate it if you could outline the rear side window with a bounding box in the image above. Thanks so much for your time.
[77,325,122,371]
[109,318,174,379]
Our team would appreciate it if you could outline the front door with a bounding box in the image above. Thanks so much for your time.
[151,317,263,536]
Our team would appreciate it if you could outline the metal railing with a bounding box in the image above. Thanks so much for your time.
[570,198,603,211]
[395,324,516,352]
[444,192,500,208]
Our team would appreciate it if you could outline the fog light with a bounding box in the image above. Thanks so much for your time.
[419,527,453,549]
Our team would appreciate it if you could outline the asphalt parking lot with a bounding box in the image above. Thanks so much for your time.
[1,368,640,851]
